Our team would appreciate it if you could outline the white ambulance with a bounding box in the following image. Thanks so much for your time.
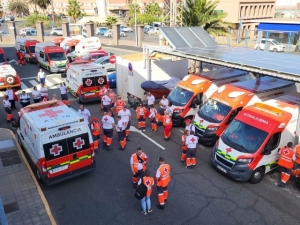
[212,92,300,184]
[15,38,40,63]
[0,64,21,89]
[66,63,109,103]
[65,37,102,59]
[17,100,96,185]
[35,42,67,73]
[59,35,85,48]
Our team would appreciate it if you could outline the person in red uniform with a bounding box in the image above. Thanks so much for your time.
[277,142,296,188]
[148,104,158,132]
[163,111,172,141]
[99,85,108,110]
[91,117,101,153]
[19,51,25,65]
[156,157,171,210]
[130,147,148,188]
[114,96,125,114]
[292,145,300,185]
[180,130,188,165]
[136,103,147,131]
[108,89,116,116]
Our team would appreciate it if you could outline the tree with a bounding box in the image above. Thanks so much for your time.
[29,0,38,14]
[128,13,158,26]
[8,0,29,16]
[35,0,51,14]
[105,16,118,28]
[145,3,161,17]
[67,0,82,23]
[128,3,140,18]
[182,0,233,36]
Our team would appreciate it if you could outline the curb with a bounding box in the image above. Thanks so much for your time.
[5,129,57,225]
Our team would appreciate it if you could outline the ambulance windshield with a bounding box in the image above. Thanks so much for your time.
[0,54,5,63]
[167,86,193,106]
[222,119,268,153]
[198,99,231,123]
[28,46,35,53]
[48,52,66,61]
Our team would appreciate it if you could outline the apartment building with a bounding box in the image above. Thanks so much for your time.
[215,0,276,30]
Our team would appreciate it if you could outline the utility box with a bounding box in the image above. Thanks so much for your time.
[116,52,188,101]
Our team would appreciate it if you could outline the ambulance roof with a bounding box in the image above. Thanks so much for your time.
[78,37,100,44]
[16,37,31,42]
[230,76,294,94]
[36,42,56,48]
[70,63,106,71]
[196,68,247,81]
[24,104,82,130]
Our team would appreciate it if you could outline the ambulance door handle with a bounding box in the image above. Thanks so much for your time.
[73,154,77,159]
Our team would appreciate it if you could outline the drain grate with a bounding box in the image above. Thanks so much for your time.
[0,150,22,167]
[3,202,19,214]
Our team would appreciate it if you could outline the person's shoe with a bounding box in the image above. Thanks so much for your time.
[118,147,124,150]
[106,147,112,151]
[164,199,167,203]
[164,138,168,141]
[277,183,285,188]
[147,209,153,214]
[141,211,147,215]
[156,205,165,210]
[186,166,191,169]
[143,129,145,132]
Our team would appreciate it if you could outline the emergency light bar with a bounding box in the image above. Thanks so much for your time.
[254,103,284,116]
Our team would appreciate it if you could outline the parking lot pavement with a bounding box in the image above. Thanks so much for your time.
[0,129,54,225]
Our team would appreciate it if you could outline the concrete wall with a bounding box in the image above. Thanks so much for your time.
[116,55,188,100]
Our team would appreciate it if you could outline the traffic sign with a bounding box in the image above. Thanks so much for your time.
[109,55,116,64]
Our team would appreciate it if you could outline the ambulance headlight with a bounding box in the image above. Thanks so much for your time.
[237,158,253,164]
[174,109,183,113]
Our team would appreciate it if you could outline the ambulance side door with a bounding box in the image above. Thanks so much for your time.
[43,138,72,177]
[66,133,92,171]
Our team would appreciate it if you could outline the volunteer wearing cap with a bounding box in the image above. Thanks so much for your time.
[101,110,116,151]
[116,115,127,150]
[185,119,195,135]
[101,92,112,115]
[130,147,148,188]
[118,104,132,141]
[91,117,101,152]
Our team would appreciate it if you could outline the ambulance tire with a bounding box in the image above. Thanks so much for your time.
[5,75,16,85]
[35,168,43,183]
[249,167,265,184]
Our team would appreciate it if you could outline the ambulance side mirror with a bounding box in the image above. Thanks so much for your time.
[261,146,272,155]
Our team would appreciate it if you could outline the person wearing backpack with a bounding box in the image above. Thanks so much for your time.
[138,170,154,215]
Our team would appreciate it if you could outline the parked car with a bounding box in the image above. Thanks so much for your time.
[95,27,108,35]
[5,15,14,22]
[255,38,285,52]
[104,29,126,37]
[0,31,9,36]
[50,27,63,36]
[108,72,116,88]
[120,25,133,32]
[19,27,35,36]
[20,29,37,37]
[148,27,160,35]
[94,56,115,72]
[73,50,108,62]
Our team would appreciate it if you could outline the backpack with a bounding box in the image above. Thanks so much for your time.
[134,183,147,200]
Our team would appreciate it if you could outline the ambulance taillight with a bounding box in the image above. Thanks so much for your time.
[41,128,47,131]
[41,159,47,173]
[90,143,95,160]
[79,118,84,122]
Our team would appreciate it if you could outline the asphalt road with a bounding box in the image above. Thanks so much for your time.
[1,45,300,225]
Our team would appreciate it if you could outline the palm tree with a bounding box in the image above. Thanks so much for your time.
[8,0,29,16]
[67,0,82,23]
[29,0,39,14]
[182,0,233,36]
[36,0,51,14]
[145,3,161,17]
[128,3,140,18]
[105,16,118,28]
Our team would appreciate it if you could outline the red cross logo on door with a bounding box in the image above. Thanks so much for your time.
[39,109,64,118]
[73,137,85,150]
[226,147,232,153]
[98,77,105,84]
[85,79,92,86]
[50,144,63,156]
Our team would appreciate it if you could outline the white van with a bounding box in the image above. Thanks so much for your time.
[17,100,96,185]
[255,38,285,52]
[65,37,102,59]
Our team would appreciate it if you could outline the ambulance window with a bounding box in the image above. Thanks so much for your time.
[43,139,69,161]
[69,46,75,53]
[265,132,281,150]
[40,51,44,59]
[194,93,203,105]
[67,133,90,154]
[227,107,243,123]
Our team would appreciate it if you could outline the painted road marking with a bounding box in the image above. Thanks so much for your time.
[52,77,63,84]
[21,76,38,80]
[179,130,184,133]
[130,126,165,150]
[45,80,57,90]
[20,82,31,93]
[29,80,40,89]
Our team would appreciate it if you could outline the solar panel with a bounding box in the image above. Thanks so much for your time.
[200,68,247,80]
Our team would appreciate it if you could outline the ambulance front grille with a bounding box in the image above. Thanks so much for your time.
[215,153,234,169]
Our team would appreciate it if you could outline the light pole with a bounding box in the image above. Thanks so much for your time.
[134,0,138,47]
[52,0,55,22]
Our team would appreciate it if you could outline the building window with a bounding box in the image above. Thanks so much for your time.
[240,6,243,17]
[244,6,248,18]
[249,6,252,17]
[253,6,256,17]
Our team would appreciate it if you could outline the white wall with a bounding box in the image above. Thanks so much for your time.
[116,56,188,101]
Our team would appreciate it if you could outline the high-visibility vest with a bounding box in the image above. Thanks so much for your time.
[182,135,187,150]
[294,145,300,164]
[278,147,294,169]
[156,164,171,187]
[92,122,101,135]
[99,87,107,97]
[143,176,154,197]
[136,107,146,119]
[131,153,147,172]
[115,100,125,113]
[163,115,172,126]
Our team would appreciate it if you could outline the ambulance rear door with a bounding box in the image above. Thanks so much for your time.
[82,69,108,96]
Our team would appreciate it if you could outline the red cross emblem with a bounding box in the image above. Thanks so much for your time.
[73,137,85,150]
[283,149,289,155]
[98,77,105,84]
[50,144,63,156]
[200,119,204,123]
[164,167,168,172]
[7,77,13,83]
[82,46,85,49]
[39,109,64,118]
[85,79,92,86]
[191,137,196,143]
[226,147,232,153]
[103,117,108,122]
[145,179,151,186]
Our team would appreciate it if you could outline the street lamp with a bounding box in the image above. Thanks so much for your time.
[134,0,137,47]
[51,0,55,22]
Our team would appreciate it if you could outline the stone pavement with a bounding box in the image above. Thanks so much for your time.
[0,129,55,225]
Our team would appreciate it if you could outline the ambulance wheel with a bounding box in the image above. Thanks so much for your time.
[35,168,43,183]
[76,96,82,103]
[249,167,265,184]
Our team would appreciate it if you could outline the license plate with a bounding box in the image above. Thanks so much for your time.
[49,165,68,174]
[85,93,94,96]
[217,165,227,173]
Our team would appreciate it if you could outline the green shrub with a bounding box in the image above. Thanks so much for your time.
[26,14,61,28]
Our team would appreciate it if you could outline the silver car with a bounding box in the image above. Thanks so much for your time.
[93,56,115,72]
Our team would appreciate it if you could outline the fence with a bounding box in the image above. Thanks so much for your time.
[214,29,300,54]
